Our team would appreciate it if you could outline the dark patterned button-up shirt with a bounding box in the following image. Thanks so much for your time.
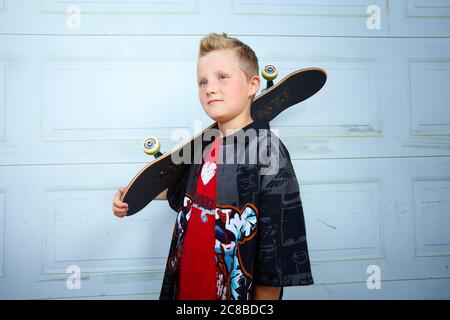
[160,119,314,300]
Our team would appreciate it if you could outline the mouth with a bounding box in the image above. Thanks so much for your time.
[208,99,223,105]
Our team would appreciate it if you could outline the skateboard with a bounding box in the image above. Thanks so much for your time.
[122,65,327,215]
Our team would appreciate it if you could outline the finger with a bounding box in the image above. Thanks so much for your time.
[114,207,128,214]
[114,210,127,217]
[114,187,125,198]
[119,203,128,210]
[114,200,128,209]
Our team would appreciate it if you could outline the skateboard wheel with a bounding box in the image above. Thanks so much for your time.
[142,136,161,155]
[262,65,278,81]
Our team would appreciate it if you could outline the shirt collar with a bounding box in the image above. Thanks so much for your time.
[218,119,270,145]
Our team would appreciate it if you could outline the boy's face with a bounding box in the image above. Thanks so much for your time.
[197,49,259,124]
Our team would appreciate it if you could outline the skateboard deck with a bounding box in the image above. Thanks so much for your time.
[122,67,327,215]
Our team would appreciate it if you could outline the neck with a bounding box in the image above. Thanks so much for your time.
[218,107,253,138]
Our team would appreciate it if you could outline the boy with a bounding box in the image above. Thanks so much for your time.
[113,33,313,300]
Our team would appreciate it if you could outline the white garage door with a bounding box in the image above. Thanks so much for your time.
[0,0,449,299]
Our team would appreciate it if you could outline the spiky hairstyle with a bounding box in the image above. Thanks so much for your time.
[198,32,259,82]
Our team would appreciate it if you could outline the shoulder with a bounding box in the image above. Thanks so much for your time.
[257,129,292,176]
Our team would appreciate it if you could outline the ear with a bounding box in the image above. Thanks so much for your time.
[248,75,261,97]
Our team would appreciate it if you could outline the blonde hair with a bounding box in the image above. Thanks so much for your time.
[198,33,259,82]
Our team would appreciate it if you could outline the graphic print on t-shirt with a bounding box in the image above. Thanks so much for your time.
[201,161,217,186]
[215,204,257,300]
[176,196,258,300]
[175,137,259,300]
[176,138,220,300]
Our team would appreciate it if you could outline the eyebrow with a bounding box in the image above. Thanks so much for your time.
[197,70,229,80]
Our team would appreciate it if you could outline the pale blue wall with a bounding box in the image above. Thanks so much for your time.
[0,0,449,299]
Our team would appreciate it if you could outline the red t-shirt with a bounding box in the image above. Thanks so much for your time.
[176,137,221,300]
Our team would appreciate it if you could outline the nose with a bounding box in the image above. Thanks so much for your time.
[206,80,218,96]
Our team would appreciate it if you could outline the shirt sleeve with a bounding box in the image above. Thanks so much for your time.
[254,138,314,287]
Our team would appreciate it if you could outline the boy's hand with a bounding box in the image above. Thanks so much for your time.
[112,186,129,218]
[252,285,281,300]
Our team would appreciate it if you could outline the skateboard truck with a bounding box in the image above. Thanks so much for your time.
[142,136,163,158]
[262,64,278,91]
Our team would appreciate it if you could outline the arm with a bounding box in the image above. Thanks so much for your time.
[253,136,314,292]
[113,186,168,218]
[252,285,281,300]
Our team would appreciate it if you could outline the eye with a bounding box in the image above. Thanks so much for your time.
[219,74,229,80]
[199,79,207,87]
